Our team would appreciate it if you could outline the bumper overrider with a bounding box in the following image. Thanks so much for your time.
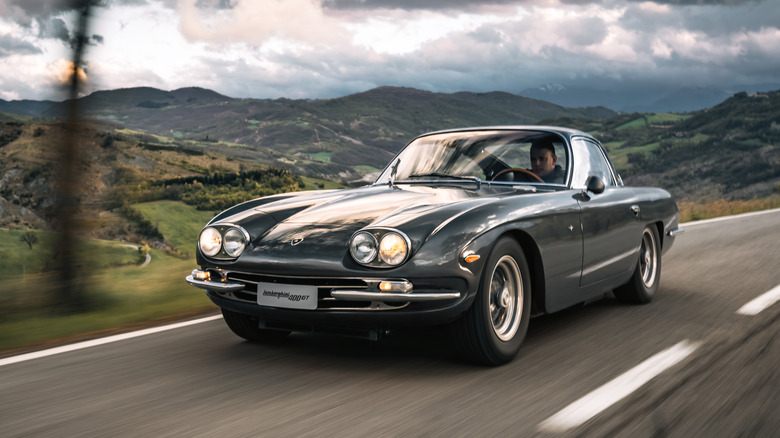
[185,268,471,328]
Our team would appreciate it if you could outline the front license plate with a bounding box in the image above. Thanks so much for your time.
[257,282,317,310]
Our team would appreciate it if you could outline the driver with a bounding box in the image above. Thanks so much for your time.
[530,140,565,183]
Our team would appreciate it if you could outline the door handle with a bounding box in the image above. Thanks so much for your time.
[630,205,640,217]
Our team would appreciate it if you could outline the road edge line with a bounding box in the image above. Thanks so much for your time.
[0,315,222,368]
[681,207,780,227]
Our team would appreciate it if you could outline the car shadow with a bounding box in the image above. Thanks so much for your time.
[211,295,627,372]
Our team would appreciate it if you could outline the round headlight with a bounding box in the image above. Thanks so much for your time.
[350,231,377,264]
[199,227,222,257]
[223,228,248,257]
[379,232,408,266]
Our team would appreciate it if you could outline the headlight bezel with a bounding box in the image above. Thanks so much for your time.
[349,228,411,268]
[349,231,378,265]
[199,226,222,257]
[198,224,250,260]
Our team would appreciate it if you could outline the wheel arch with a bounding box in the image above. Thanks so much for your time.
[504,229,546,316]
[653,220,665,250]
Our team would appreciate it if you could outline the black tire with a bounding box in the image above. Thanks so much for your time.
[221,308,291,342]
[452,237,531,366]
[614,225,661,304]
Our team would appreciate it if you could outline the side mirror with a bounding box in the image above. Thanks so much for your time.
[585,176,605,194]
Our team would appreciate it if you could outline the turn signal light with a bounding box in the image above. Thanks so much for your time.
[378,280,412,293]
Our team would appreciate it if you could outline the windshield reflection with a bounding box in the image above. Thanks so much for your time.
[375,130,568,185]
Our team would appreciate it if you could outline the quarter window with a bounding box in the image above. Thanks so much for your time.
[571,138,617,188]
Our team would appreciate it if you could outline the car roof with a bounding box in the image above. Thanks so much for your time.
[415,125,595,142]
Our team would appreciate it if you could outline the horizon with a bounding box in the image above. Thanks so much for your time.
[4,83,779,115]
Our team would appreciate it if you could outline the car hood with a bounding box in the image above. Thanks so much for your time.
[209,184,521,267]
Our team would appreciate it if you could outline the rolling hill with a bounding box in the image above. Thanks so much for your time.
[4,86,617,173]
[1,86,778,239]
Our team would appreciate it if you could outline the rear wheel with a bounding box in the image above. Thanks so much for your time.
[614,225,661,304]
[452,237,531,365]
[221,308,291,342]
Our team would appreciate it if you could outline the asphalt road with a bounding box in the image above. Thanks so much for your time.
[2,209,778,437]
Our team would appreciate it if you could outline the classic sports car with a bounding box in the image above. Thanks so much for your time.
[186,126,682,365]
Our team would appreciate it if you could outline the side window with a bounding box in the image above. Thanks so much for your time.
[571,138,616,188]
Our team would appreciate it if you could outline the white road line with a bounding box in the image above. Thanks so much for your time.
[538,340,701,433]
[737,285,780,316]
[681,207,780,227]
[0,315,222,368]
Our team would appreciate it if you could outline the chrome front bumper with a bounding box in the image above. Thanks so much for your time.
[185,269,462,302]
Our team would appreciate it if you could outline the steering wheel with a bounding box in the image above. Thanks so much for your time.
[492,168,544,183]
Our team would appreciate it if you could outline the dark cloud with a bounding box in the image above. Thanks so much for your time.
[2,0,104,25]
[0,34,43,57]
[194,0,235,9]
[628,0,763,5]
[40,17,71,42]
[322,0,523,11]
[0,1,110,50]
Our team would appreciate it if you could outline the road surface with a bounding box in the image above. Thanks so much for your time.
[2,209,778,437]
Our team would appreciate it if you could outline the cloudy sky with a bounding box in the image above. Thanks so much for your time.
[0,0,778,102]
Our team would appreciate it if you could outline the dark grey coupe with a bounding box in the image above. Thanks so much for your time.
[186,126,682,365]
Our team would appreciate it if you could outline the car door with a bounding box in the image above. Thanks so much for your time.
[571,137,642,287]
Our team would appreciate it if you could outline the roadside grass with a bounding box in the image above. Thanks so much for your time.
[678,195,780,222]
[0,227,212,352]
[0,249,211,352]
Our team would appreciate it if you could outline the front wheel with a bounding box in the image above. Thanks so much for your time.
[221,308,291,342]
[614,225,661,304]
[452,237,531,365]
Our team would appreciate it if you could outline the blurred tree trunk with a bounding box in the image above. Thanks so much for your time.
[52,1,93,313]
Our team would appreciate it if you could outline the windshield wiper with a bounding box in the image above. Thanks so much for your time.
[407,172,471,180]
[400,173,483,188]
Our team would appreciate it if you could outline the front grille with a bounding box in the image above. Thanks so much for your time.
[221,271,406,310]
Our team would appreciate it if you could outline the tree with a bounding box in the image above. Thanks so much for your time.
[19,230,38,250]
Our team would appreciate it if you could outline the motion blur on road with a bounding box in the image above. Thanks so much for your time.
[2,209,778,437]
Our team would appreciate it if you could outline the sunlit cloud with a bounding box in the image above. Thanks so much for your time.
[0,0,776,104]
[50,58,87,86]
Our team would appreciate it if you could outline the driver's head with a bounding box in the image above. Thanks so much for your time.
[530,140,557,178]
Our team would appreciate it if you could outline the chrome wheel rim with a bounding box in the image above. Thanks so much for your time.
[489,255,523,341]
[639,229,658,288]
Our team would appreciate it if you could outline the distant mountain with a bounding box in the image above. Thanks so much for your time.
[520,83,780,113]
[7,86,616,172]
[627,87,733,113]
[43,86,234,116]
[0,99,57,117]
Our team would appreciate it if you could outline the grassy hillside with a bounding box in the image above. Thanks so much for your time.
[131,201,215,256]
[21,86,618,180]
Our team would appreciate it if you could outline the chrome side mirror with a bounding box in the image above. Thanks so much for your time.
[585,176,605,194]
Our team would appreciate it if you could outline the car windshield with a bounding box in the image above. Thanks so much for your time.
[375,130,568,185]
